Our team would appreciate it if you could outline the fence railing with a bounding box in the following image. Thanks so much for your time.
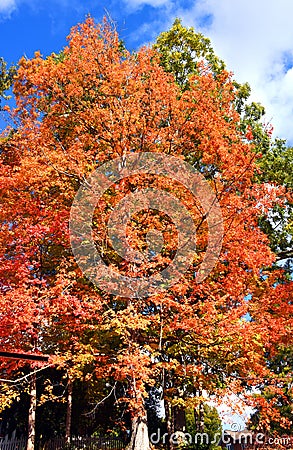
[42,436,125,449]
[0,436,125,450]
[0,437,26,450]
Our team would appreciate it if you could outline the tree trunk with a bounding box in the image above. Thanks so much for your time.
[199,401,204,432]
[194,406,199,431]
[65,380,73,444]
[165,402,175,450]
[27,373,36,450]
[127,414,150,450]
[174,405,186,431]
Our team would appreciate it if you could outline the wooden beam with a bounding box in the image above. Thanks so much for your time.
[0,351,49,362]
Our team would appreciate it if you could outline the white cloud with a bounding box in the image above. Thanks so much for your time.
[125,0,169,6]
[0,0,16,15]
[125,0,293,143]
[176,0,293,143]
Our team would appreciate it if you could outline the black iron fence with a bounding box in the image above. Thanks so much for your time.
[42,436,125,449]
[0,437,26,450]
[0,436,125,450]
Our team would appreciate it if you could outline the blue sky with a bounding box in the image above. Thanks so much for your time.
[1,0,293,143]
[0,0,199,64]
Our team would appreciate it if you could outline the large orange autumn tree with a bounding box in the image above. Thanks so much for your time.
[0,17,292,449]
